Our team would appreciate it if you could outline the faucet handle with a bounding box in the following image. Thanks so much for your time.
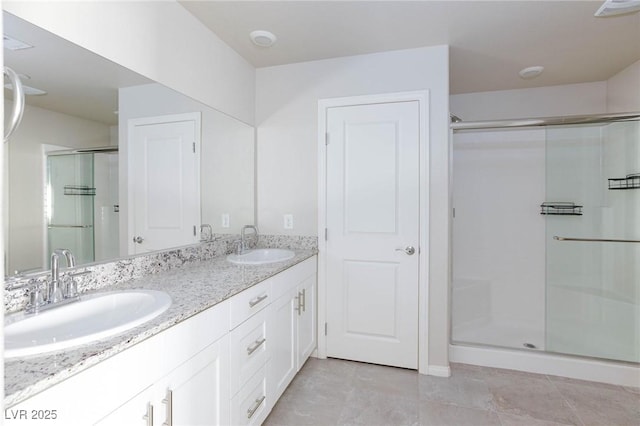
[232,239,244,255]
[64,270,90,299]
[26,279,46,313]
[200,224,213,242]
[63,276,78,299]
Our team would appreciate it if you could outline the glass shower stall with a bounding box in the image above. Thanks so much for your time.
[46,149,119,268]
[451,117,639,364]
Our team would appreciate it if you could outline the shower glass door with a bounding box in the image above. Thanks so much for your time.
[545,120,640,363]
[47,153,95,266]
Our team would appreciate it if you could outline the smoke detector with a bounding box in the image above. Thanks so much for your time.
[595,0,640,17]
[519,66,544,79]
[249,30,277,47]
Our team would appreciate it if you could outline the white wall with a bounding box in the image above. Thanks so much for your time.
[255,45,451,368]
[450,81,607,121]
[4,102,109,274]
[3,0,255,125]
[607,59,640,113]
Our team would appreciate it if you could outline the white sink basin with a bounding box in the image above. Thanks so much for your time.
[5,290,171,358]
[227,248,295,265]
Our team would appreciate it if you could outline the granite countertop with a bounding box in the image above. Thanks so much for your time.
[4,249,317,407]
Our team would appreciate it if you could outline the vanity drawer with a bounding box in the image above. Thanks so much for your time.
[229,308,269,396]
[271,256,317,301]
[230,365,269,426]
[229,278,272,329]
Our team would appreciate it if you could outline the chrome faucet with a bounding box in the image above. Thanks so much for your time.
[200,224,213,242]
[25,249,85,314]
[238,225,259,254]
[49,248,76,303]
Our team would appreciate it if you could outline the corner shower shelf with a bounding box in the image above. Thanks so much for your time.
[608,173,640,190]
[64,185,96,196]
[540,202,583,216]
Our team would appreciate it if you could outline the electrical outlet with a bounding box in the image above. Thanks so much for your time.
[283,214,294,230]
[222,213,230,228]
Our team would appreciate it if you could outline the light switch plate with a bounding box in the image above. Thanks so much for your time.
[222,213,230,228]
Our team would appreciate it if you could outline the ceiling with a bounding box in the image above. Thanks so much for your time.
[3,12,151,125]
[179,0,640,94]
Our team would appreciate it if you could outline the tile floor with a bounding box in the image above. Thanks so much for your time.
[264,358,640,426]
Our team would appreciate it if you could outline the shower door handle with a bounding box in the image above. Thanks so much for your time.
[133,236,144,244]
[396,246,416,255]
[554,236,640,243]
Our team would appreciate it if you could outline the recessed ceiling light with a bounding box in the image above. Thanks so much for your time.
[250,30,277,47]
[3,35,33,51]
[519,66,544,79]
[4,83,47,96]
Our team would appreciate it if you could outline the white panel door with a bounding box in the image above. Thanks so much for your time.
[326,101,420,369]
[130,114,200,254]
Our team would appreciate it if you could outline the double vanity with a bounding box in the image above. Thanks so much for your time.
[4,242,317,426]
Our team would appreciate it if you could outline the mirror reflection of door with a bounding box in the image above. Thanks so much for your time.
[128,113,201,255]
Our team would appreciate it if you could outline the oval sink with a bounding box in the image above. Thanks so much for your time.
[5,290,171,358]
[227,248,295,265]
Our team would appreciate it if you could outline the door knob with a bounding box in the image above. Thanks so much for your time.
[133,236,144,244]
[395,246,415,255]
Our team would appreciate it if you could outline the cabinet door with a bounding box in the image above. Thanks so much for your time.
[96,388,154,426]
[297,275,317,369]
[97,336,229,426]
[161,335,230,426]
[268,287,298,402]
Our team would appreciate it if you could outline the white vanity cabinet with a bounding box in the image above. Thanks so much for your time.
[6,301,231,426]
[269,257,317,402]
[6,255,318,426]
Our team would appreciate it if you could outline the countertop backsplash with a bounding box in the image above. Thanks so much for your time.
[4,234,318,314]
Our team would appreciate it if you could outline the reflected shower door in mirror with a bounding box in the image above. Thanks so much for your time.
[46,149,119,268]
[3,11,255,277]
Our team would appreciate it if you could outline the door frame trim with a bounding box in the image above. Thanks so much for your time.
[317,91,430,374]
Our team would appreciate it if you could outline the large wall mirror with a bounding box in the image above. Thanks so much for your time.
[3,12,255,277]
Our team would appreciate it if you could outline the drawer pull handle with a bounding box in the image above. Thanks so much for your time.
[248,294,268,307]
[162,389,173,426]
[295,295,301,315]
[143,402,153,426]
[301,288,306,312]
[246,338,267,355]
[247,395,266,419]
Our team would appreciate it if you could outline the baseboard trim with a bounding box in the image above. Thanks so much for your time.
[426,365,451,377]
